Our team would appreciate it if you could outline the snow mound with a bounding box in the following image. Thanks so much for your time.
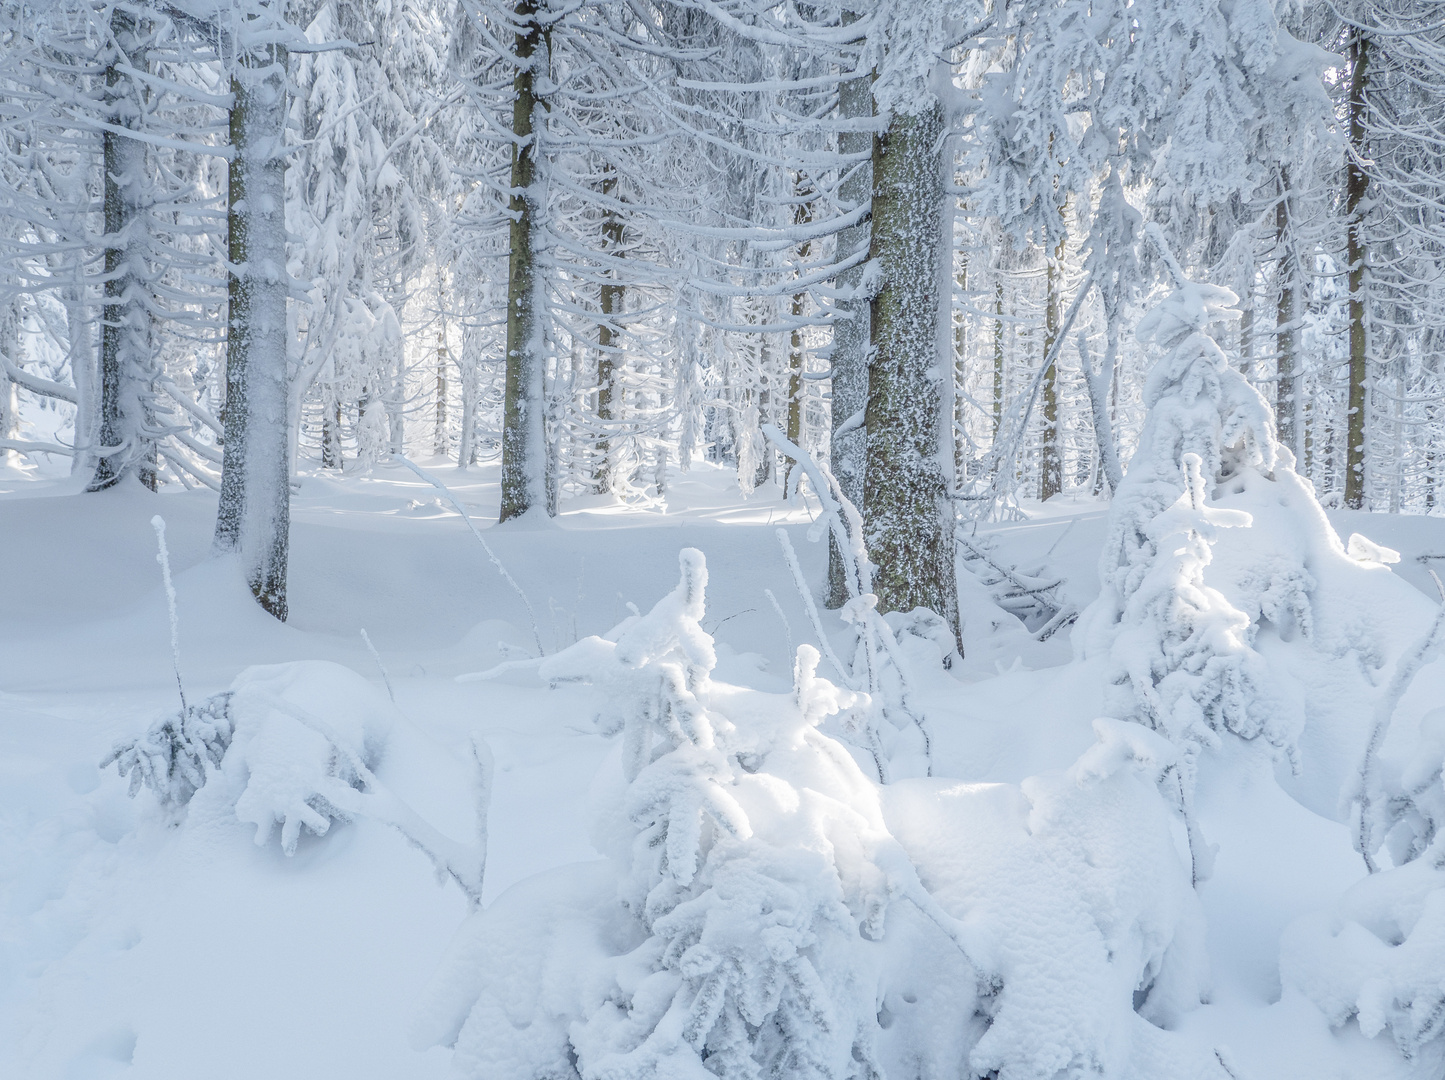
[105,660,396,854]
[886,718,1219,1080]
[1282,849,1445,1077]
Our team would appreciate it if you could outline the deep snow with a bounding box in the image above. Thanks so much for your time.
[1,456,1442,1079]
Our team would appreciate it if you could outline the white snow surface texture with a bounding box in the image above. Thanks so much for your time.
[6,302,1445,1077]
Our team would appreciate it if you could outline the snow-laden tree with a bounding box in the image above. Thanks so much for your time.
[960,0,1333,515]
[419,550,1226,1080]
[1078,272,1305,788]
[287,0,448,472]
[0,0,231,488]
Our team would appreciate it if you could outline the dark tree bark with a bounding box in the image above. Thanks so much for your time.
[1346,31,1371,509]
[499,0,550,522]
[863,98,959,639]
[89,8,156,492]
[214,31,291,621]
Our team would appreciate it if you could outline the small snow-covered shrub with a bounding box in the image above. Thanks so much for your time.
[105,661,394,854]
[1371,705,1445,869]
[1282,848,1445,1076]
[225,663,392,852]
[102,692,235,810]
[429,549,976,1079]
[1079,277,1304,768]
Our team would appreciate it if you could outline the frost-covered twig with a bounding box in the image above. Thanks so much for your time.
[760,423,869,597]
[762,587,793,664]
[100,692,234,809]
[775,528,853,688]
[1353,599,1445,872]
[393,453,544,655]
[360,628,396,703]
[151,515,187,714]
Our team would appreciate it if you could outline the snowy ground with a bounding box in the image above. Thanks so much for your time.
[1,457,1440,1079]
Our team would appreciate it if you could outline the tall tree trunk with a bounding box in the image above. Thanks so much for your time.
[952,262,967,484]
[595,165,623,493]
[992,275,1004,441]
[1039,236,1063,501]
[66,277,97,476]
[1276,168,1298,458]
[434,276,449,457]
[90,8,156,492]
[864,97,958,638]
[1238,270,1254,378]
[1427,400,1439,512]
[827,34,871,606]
[0,305,16,467]
[499,0,550,521]
[458,320,480,467]
[1082,292,1124,493]
[1345,31,1371,509]
[215,32,291,621]
[322,401,341,469]
[784,181,813,498]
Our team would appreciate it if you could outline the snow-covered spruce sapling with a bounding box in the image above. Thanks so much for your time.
[532,549,976,1077]
[101,516,235,809]
[1082,274,1304,773]
[104,660,490,904]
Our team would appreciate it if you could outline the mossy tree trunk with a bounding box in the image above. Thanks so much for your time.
[863,98,959,640]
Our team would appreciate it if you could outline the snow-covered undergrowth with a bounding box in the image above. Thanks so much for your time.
[417,549,1223,1080]
[4,454,1445,1079]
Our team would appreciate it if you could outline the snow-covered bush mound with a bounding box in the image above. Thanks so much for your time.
[1079,274,1440,815]
[106,661,394,853]
[106,659,490,898]
[1282,847,1445,1077]
[419,550,1229,1080]
[885,718,1218,1080]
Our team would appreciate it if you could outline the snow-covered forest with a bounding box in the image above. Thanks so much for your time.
[5,1,1445,1078]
